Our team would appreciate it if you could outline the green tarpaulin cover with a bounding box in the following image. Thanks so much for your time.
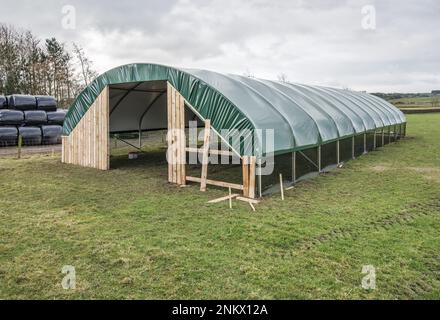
[64,63,405,157]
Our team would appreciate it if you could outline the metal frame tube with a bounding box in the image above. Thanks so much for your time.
[373,131,377,150]
[352,136,355,159]
[382,128,385,146]
[336,140,340,165]
[318,146,322,172]
[364,133,367,154]
[292,151,297,183]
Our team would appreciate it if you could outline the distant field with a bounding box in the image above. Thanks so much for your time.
[389,96,438,109]
[1,114,440,299]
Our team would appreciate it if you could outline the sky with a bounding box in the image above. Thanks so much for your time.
[1,0,439,93]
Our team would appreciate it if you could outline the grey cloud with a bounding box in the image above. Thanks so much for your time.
[0,0,439,92]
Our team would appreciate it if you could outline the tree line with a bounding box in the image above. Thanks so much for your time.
[0,24,97,108]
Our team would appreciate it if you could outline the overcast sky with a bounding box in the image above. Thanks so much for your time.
[1,0,439,92]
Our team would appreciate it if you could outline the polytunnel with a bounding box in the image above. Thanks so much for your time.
[62,63,406,197]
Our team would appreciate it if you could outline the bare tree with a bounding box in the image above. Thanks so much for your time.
[73,43,98,87]
[0,24,95,107]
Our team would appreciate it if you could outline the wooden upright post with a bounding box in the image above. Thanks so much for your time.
[200,119,211,191]
[167,83,186,185]
[248,156,256,199]
[242,156,249,197]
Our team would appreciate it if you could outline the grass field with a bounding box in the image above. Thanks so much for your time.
[1,113,439,300]
[390,96,439,110]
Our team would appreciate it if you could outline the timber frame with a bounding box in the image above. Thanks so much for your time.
[62,83,257,198]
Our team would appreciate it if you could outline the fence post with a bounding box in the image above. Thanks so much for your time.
[17,135,22,159]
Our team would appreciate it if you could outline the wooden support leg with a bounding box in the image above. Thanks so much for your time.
[248,156,256,199]
[200,119,211,192]
[242,156,249,197]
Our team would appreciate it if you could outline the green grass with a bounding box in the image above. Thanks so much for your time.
[390,96,438,109]
[1,114,440,299]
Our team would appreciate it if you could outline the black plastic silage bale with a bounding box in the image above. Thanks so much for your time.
[24,110,47,125]
[41,125,62,144]
[0,109,24,125]
[18,127,42,146]
[8,94,37,110]
[0,126,18,147]
[36,96,57,112]
[46,109,66,125]
[0,96,8,108]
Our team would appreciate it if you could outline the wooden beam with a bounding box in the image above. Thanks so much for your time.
[186,176,244,191]
[179,95,186,186]
[242,156,249,197]
[175,88,181,184]
[279,173,285,201]
[248,156,256,199]
[172,86,177,184]
[200,120,211,191]
[236,196,260,204]
[167,83,173,183]
[208,193,239,203]
[185,147,234,156]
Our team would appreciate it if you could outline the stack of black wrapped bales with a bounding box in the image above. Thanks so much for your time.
[0,94,66,147]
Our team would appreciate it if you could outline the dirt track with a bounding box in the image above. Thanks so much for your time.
[0,145,61,157]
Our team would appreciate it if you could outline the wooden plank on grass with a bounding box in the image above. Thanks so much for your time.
[186,176,244,191]
[208,194,239,203]
[236,196,260,204]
